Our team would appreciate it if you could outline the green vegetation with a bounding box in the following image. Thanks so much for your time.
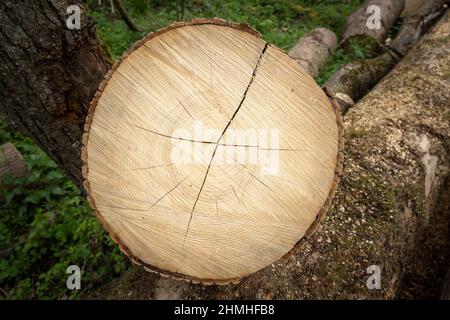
[89,0,367,84]
[1,0,366,299]
[0,121,129,299]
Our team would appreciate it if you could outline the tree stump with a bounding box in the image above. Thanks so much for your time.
[82,19,343,283]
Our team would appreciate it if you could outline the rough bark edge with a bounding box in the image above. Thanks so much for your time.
[81,18,344,285]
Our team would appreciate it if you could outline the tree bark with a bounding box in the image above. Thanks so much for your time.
[92,11,450,300]
[390,0,445,56]
[340,0,405,52]
[0,0,111,187]
[324,52,396,113]
[288,28,337,78]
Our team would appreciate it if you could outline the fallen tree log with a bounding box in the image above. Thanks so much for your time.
[288,28,337,78]
[324,52,396,114]
[83,19,342,284]
[340,0,405,52]
[0,142,28,185]
[92,11,450,299]
[325,0,445,113]
[390,0,445,56]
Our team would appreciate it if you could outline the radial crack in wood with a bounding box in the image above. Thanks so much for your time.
[82,19,343,283]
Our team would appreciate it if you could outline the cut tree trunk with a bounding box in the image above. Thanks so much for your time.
[288,28,337,78]
[340,0,405,52]
[82,19,343,284]
[325,0,445,113]
[93,11,450,299]
[0,143,28,184]
[0,0,111,187]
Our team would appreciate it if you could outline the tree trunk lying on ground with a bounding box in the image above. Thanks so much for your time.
[390,0,446,56]
[325,0,445,114]
[92,11,450,300]
[0,143,28,184]
[288,28,337,78]
[0,0,111,187]
[340,0,405,52]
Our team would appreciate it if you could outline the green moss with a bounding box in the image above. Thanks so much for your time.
[357,174,399,216]
[346,127,372,140]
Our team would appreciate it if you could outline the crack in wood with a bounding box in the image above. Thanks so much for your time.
[231,185,250,215]
[128,164,174,171]
[183,42,269,247]
[177,98,195,121]
[236,162,275,193]
[149,174,191,210]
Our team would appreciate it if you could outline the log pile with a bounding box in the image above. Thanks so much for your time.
[324,0,446,114]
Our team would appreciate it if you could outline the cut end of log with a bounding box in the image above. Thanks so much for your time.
[82,19,343,283]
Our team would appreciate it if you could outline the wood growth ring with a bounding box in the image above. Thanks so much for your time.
[82,19,343,284]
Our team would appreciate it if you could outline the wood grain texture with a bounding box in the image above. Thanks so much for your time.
[82,19,343,283]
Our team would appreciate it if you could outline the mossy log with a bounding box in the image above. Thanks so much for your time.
[340,0,405,52]
[92,11,450,299]
[288,28,337,78]
[390,0,445,56]
[325,0,445,114]
[324,52,396,114]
